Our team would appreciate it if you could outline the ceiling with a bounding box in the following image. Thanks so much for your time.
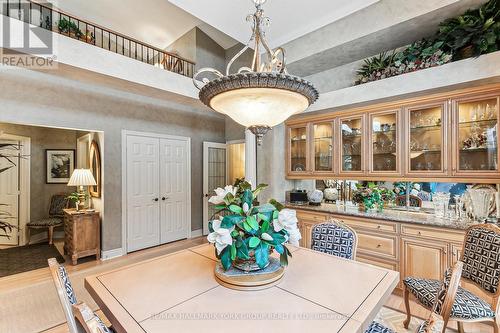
[167,0,380,49]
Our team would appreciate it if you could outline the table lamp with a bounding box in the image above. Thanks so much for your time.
[68,169,97,210]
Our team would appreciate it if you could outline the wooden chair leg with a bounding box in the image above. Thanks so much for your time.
[457,321,465,333]
[403,286,412,328]
[48,226,54,245]
[27,227,31,245]
[493,317,499,333]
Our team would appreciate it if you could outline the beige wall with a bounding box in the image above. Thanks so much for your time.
[0,123,78,238]
[0,68,225,252]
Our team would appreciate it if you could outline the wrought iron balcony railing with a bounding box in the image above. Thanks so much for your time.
[1,0,196,78]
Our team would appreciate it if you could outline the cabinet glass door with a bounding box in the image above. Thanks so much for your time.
[340,117,363,173]
[370,111,399,173]
[408,104,446,174]
[456,97,499,173]
[313,122,333,172]
[289,126,308,173]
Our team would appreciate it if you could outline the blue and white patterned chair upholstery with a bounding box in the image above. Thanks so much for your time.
[49,259,115,333]
[365,321,395,333]
[311,220,357,260]
[403,276,495,320]
[27,194,69,244]
[403,225,500,332]
[58,265,77,305]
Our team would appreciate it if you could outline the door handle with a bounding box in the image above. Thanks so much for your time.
[162,197,167,201]
[153,198,159,202]
[204,194,210,198]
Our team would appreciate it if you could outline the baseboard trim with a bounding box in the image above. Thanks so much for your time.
[28,230,65,245]
[190,229,203,238]
[101,248,126,260]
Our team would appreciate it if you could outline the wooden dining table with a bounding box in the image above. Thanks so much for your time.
[85,243,399,333]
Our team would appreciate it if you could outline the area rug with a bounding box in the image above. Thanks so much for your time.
[0,243,64,278]
[374,307,454,332]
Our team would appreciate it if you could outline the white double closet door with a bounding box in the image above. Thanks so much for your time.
[125,133,190,253]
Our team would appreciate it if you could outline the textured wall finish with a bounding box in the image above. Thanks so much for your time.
[0,123,78,239]
[0,68,225,251]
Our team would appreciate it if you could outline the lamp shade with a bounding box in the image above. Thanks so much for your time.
[67,169,97,186]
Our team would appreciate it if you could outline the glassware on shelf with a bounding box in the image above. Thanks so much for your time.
[466,188,494,223]
[341,118,363,172]
[432,192,450,218]
[290,127,307,172]
[409,106,443,172]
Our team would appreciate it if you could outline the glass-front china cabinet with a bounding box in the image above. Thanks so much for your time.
[288,126,309,174]
[369,110,400,175]
[340,116,364,175]
[454,95,499,175]
[312,122,334,173]
[407,102,447,175]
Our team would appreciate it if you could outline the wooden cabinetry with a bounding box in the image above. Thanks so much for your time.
[294,208,466,290]
[64,209,101,265]
[285,84,500,181]
[401,237,447,281]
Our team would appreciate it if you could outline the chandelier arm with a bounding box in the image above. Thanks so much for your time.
[192,68,224,90]
[226,42,252,76]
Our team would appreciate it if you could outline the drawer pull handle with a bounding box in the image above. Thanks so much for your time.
[377,225,381,229]
[377,244,382,248]
[417,231,422,236]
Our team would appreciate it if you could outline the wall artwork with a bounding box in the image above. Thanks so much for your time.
[46,149,75,184]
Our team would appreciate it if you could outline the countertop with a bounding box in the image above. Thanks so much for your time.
[286,202,473,230]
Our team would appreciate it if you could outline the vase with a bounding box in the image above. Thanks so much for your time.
[458,45,474,60]
[233,250,271,272]
[324,188,338,202]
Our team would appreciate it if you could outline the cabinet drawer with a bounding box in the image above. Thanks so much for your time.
[401,225,464,243]
[357,231,397,260]
[357,255,398,272]
[339,216,397,234]
[296,210,329,223]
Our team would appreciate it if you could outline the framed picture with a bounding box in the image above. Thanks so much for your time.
[46,149,75,184]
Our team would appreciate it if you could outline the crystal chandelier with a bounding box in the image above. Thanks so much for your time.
[193,0,319,145]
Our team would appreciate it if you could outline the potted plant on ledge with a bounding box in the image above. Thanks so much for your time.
[352,183,384,212]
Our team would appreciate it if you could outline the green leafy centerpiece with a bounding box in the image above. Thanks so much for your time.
[207,179,301,273]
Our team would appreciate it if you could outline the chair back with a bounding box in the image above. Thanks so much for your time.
[461,224,500,300]
[49,193,70,218]
[418,261,463,333]
[395,195,422,207]
[48,258,79,333]
[311,220,358,260]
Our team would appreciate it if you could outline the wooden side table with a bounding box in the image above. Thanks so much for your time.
[63,209,101,265]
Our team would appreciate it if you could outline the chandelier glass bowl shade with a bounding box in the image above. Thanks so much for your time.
[193,0,319,144]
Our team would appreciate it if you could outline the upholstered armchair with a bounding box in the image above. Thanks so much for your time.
[403,224,500,333]
[27,193,69,245]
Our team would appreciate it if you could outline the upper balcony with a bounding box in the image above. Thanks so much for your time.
[1,0,196,78]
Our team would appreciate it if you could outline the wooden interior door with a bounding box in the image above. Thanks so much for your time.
[126,135,160,252]
[0,139,20,245]
[203,142,227,235]
[402,237,447,281]
[159,138,189,244]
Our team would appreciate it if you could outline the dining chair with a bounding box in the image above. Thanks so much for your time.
[48,258,114,333]
[416,261,463,333]
[27,193,69,245]
[403,224,500,333]
[311,219,358,260]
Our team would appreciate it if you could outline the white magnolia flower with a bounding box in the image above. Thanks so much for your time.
[287,226,302,246]
[242,202,250,213]
[273,209,301,246]
[207,219,234,255]
[274,209,299,232]
[208,185,238,205]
